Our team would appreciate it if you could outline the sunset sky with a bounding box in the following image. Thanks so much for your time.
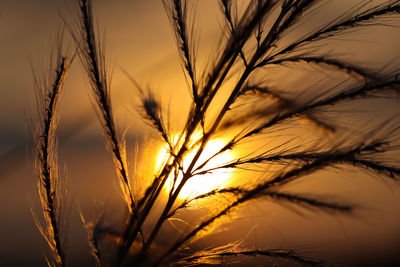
[1,0,400,266]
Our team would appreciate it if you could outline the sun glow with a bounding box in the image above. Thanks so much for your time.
[156,133,234,199]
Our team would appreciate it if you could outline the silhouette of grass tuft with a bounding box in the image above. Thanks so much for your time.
[33,0,400,266]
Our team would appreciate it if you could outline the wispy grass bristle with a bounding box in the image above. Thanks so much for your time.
[33,44,74,267]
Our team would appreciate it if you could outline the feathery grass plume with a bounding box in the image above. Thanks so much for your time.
[224,83,337,132]
[220,0,249,67]
[260,56,381,80]
[237,77,400,140]
[194,128,400,182]
[141,91,172,152]
[163,0,198,102]
[73,0,135,213]
[32,44,73,267]
[70,1,146,265]
[80,206,123,267]
[264,1,400,63]
[79,208,104,267]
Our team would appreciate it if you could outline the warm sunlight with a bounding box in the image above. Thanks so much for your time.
[156,133,234,199]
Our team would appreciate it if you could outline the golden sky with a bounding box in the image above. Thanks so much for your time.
[1,0,400,266]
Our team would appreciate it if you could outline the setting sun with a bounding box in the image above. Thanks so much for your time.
[156,133,234,199]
